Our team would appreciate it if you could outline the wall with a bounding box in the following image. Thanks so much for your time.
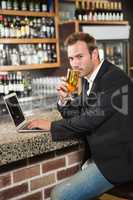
[0,145,84,200]
[123,0,133,70]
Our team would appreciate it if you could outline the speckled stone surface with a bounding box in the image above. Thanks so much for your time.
[0,110,79,166]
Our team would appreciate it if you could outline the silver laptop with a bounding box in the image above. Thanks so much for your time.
[4,93,45,133]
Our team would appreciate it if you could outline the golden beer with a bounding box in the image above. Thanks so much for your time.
[66,69,79,92]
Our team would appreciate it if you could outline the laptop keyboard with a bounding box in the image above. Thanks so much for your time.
[21,123,43,130]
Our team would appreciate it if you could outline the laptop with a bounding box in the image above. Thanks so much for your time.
[4,93,45,133]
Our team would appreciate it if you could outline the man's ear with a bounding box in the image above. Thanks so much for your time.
[92,49,99,61]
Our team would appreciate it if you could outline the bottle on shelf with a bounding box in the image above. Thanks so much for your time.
[0,15,56,39]
[7,0,12,10]
[21,0,27,11]
[74,0,124,22]
[75,1,85,21]
[41,0,47,12]
[0,72,4,97]
[13,0,19,10]
[0,71,26,98]
[0,15,4,38]
[0,0,59,72]
[3,72,9,95]
[1,0,7,10]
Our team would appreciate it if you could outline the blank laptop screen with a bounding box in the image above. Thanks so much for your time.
[5,95,25,127]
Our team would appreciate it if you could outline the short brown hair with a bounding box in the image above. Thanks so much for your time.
[65,32,98,54]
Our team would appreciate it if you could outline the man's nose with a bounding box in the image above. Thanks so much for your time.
[71,59,80,69]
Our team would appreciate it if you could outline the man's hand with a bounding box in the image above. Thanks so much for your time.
[28,119,51,131]
[57,78,69,104]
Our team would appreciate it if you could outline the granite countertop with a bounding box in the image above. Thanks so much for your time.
[0,110,79,166]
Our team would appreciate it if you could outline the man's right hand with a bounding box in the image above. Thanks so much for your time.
[57,78,69,104]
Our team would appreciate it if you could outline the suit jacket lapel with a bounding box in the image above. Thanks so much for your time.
[90,60,112,94]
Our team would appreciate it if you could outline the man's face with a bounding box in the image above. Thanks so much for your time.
[67,41,96,78]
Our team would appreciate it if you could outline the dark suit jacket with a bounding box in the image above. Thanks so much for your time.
[51,60,133,184]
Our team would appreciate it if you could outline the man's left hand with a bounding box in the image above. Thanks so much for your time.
[28,119,51,131]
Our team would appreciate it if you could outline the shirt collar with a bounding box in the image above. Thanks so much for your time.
[85,59,104,83]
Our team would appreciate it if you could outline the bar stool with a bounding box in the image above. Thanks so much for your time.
[107,181,133,199]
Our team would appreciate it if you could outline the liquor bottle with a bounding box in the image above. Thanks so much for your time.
[0,15,4,38]
[0,48,5,66]
[0,73,4,97]
[34,1,40,12]
[37,43,44,64]
[32,18,38,38]
[3,16,9,37]
[8,73,14,93]
[3,72,9,95]
[41,17,47,38]
[51,44,57,63]
[82,1,88,21]
[12,73,17,92]
[13,0,19,10]
[36,18,41,37]
[29,18,34,38]
[5,46,11,65]
[20,18,26,38]
[43,44,48,63]
[19,45,26,64]
[2,48,6,65]
[113,45,122,67]
[118,1,123,21]
[29,1,35,11]
[21,0,27,11]
[10,48,20,65]
[50,17,55,38]
[7,0,12,9]
[15,16,21,38]
[41,0,47,12]
[24,17,30,38]
[75,1,84,20]
[10,17,15,37]
[23,73,32,97]
[16,71,24,97]
[106,46,115,64]
[46,17,51,38]
[1,0,7,10]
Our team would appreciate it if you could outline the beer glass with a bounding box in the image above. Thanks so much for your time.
[66,69,79,99]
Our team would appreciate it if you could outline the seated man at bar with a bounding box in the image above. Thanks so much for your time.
[28,32,133,200]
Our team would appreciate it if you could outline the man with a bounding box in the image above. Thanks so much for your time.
[28,32,133,200]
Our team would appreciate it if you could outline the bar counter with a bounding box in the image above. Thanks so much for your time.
[0,109,84,200]
[0,109,80,166]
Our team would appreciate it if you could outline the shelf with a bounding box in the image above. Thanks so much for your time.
[61,20,129,25]
[0,1,60,71]
[0,9,56,17]
[0,63,60,71]
[78,20,129,25]
[0,38,57,44]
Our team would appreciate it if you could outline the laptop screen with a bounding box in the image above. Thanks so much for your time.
[4,94,25,127]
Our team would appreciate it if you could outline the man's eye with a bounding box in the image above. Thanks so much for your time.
[78,55,83,58]
[69,58,73,61]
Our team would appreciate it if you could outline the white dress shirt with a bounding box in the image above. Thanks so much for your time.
[85,59,104,96]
